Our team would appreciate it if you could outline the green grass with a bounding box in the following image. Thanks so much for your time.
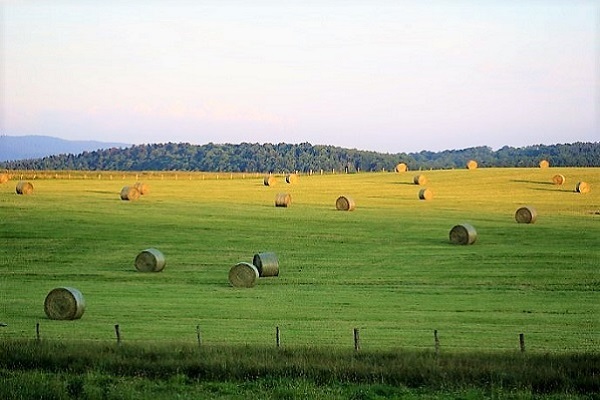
[1,168,598,351]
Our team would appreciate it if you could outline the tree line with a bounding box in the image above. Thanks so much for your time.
[1,141,598,172]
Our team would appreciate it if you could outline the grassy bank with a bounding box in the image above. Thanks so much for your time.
[1,340,598,399]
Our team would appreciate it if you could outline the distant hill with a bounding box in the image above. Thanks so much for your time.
[0,135,130,162]
[1,139,598,172]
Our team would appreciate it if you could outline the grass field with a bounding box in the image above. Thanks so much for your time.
[1,167,597,354]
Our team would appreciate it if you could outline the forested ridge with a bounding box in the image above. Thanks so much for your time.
[1,141,598,172]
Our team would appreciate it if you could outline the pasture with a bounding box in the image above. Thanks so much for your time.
[0,168,598,353]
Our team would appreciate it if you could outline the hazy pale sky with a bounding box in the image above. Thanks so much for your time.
[2,1,598,153]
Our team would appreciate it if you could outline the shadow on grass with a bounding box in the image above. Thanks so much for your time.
[509,180,554,185]
[86,190,119,195]
[392,182,419,186]
[530,187,576,193]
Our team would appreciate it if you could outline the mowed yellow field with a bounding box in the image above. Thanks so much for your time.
[0,167,598,352]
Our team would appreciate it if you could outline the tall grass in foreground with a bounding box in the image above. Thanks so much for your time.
[1,340,598,399]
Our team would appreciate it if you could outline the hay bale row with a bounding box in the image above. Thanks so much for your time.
[43,248,167,320]
[551,175,591,193]
[0,173,9,184]
[450,206,542,245]
[336,195,356,211]
[550,175,590,193]
[273,193,357,210]
[44,287,85,320]
[16,181,34,195]
[135,248,166,272]
[229,252,279,287]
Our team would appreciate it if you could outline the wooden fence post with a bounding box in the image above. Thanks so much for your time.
[519,333,525,352]
[353,328,360,351]
[434,330,440,357]
[114,324,121,346]
[276,326,281,348]
[196,325,202,347]
[36,322,40,342]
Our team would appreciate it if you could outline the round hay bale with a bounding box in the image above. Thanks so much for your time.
[449,223,477,245]
[515,206,537,224]
[263,175,276,186]
[44,287,85,320]
[253,252,279,277]
[466,160,478,170]
[0,173,9,184]
[336,195,356,211]
[275,193,292,207]
[552,174,565,185]
[413,174,427,185]
[135,248,166,272]
[229,262,259,288]
[15,181,34,195]
[285,174,299,184]
[418,188,433,200]
[133,182,150,195]
[120,186,140,201]
[576,181,590,194]
[395,163,408,173]
[539,159,550,168]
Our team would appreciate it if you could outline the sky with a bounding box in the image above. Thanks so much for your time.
[1,0,598,154]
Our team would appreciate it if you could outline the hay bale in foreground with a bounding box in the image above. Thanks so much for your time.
[539,160,550,168]
[133,182,150,195]
[449,223,477,245]
[44,287,85,320]
[466,160,478,170]
[275,193,292,207]
[285,174,299,184]
[552,174,565,185]
[16,181,34,195]
[413,174,428,185]
[418,188,433,200]
[395,163,408,173]
[120,186,140,201]
[336,195,356,211]
[229,262,259,288]
[576,182,591,194]
[0,173,9,184]
[263,175,276,186]
[253,252,279,277]
[515,206,537,224]
[135,248,166,272]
